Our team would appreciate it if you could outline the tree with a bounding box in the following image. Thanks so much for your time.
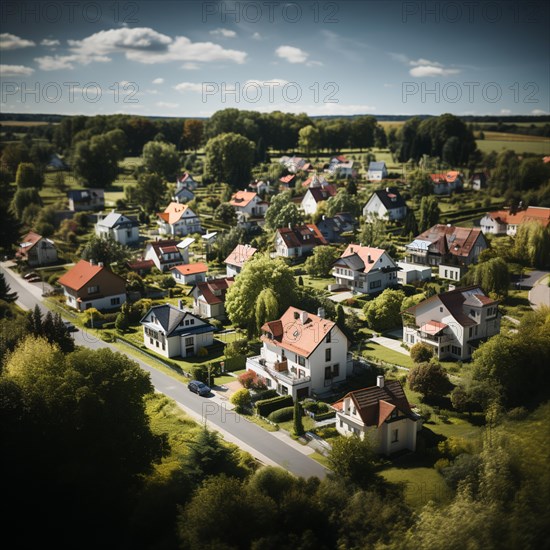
[0,273,17,302]
[346,178,357,195]
[360,216,388,248]
[465,257,510,297]
[418,195,440,232]
[203,132,255,188]
[407,361,452,400]
[363,289,405,332]
[182,119,204,151]
[407,169,433,197]
[115,306,131,332]
[410,342,434,363]
[326,188,360,217]
[225,255,297,336]
[264,192,304,230]
[255,288,279,334]
[230,388,251,413]
[514,222,550,269]
[304,246,341,277]
[214,202,237,225]
[298,125,321,156]
[130,172,167,214]
[142,140,180,180]
[11,187,41,220]
[81,235,132,268]
[293,400,305,436]
[15,162,43,189]
[403,210,419,238]
[327,436,379,489]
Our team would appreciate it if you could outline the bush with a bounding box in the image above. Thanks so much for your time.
[410,342,434,364]
[256,395,294,418]
[239,371,257,389]
[314,411,336,421]
[230,388,251,413]
[197,347,208,357]
[251,389,278,402]
[268,406,294,423]
[225,338,249,358]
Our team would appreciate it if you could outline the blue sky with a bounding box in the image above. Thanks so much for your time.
[1,0,548,117]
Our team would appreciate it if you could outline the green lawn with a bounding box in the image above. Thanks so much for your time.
[299,274,334,292]
[278,415,316,434]
[476,138,550,155]
[361,342,415,369]
[500,289,532,321]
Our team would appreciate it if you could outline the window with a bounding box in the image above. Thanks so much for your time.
[87,285,99,294]
[297,355,305,367]
[162,343,165,351]
[392,429,399,443]
[190,319,194,325]
[469,327,473,337]
[333,364,340,377]
[325,348,331,362]
[281,385,288,395]
[149,337,153,344]
[369,280,381,290]
[265,378,271,387]
[111,297,120,306]
[326,331,331,343]
[324,366,332,380]
[185,337,193,346]
[451,345,461,356]
[185,319,190,326]
[440,307,443,312]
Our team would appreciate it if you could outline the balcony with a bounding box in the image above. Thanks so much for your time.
[418,332,452,346]
[247,355,311,386]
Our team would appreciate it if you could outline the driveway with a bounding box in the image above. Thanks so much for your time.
[516,270,549,289]
[328,291,354,303]
[528,272,550,309]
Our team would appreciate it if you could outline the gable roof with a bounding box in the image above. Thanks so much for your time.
[485,207,550,228]
[302,173,329,188]
[97,211,139,229]
[277,224,328,249]
[334,244,387,274]
[67,189,104,201]
[224,244,257,268]
[368,161,386,171]
[229,191,260,208]
[369,188,406,211]
[430,171,461,184]
[195,277,235,305]
[141,304,213,337]
[261,306,340,358]
[409,225,484,259]
[18,231,44,252]
[280,174,296,185]
[306,185,337,203]
[58,259,121,291]
[172,263,208,276]
[127,259,155,271]
[147,239,183,261]
[335,380,414,427]
[177,172,195,183]
[157,202,193,225]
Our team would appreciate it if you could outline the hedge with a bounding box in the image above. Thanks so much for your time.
[268,406,295,423]
[255,395,293,418]
[251,389,278,403]
[314,411,336,421]
[223,354,246,372]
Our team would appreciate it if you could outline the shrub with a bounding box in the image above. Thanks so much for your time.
[434,458,450,472]
[268,406,294,423]
[256,395,294,418]
[230,388,251,413]
[410,342,434,364]
[314,411,336,421]
[197,347,208,357]
[252,389,278,402]
[239,371,257,389]
[225,338,249,358]
[408,361,453,400]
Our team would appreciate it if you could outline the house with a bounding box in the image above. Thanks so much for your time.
[224,244,257,276]
[333,376,421,455]
[469,172,488,191]
[302,172,330,188]
[126,259,155,276]
[367,161,388,182]
[157,202,202,236]
[430,171,463,195]
[317,213,356,243]
[171,263,208,285]
[396,261,432,285]
[67,189,104,211]
[279,156,311,173]
[144,238,193,272]
[16,231,58,267]
[279,174,296,189]
[191,277,235,319]
[363,188,408,221]
[176,172,198,191]
[405,225,488,267]
[141,304,214,359]
[248,180,271,195]
[480,206,550,236]
[47,153,67,170]
[328,156,356,178]
[275,224,328,258]
[301,185,338,215]
[245,306,351,400]
[229,191,268,227]
[402,285,501,360]
[95,210,140,245]
[57,259,126,312]
[331,244,399,294]
[172,186,195,203]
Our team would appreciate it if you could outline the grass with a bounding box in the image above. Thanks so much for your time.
[309,451,331,468]
[299,274,333,292]
[476,138,550,155]
[243,414,279,432]
[361,341,415,369]
[500,289,532,321]
[278,415,316,433]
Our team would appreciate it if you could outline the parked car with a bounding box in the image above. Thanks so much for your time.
[63,321,78,333]
[27,276,41,283]
[24,272,38,280]
[188,380,211,396]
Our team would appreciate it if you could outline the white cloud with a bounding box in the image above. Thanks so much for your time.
[245,79,289,87]
[173,82,204,93]
[409,65,460,77]
[35,54,110,71]
[152,77,164,84]
[252,32,262,40]
[40,39,60,47]
[500,109,512,115]
[531,109,549,116]
[0,64,35,76]
[0,33,35,50]
[182,62,199,70]
[210,28,236,38]
[156,101,179,108]
[276,45,309,64]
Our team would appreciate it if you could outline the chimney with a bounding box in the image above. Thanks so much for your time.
[294,311,300,320]
[179,299,185,310]
[377,375,384,388]
[350,246,354,253]
[98,262,104,268]
[367,255,372,263]
[300,311,308,325]
[288,222,292,229]
[317,307,325,319]
[386,187,390,193]
[89,259,95,266]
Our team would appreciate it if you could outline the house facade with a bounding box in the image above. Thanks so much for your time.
[405,225,487,267]
[301,185,337,215]
[396,262,432,285]
[280,156,311,173]
[224,244,257,276]
[367,161,388,182]
[363,188,407,221]
[176,172,198,190]
[328,156,356,178]
[144,239,191,272]
[191,277,235,319]
[171,263,208,285]
[430,171,463,195]
[480,206,550,236]
[246,307,351,400]
[275,224,328,258]
[157,202,202,236]
[229,191,268,227]
[16,231,58,267]
[95,211,140,245]
[141,304,214,359]
[173,186,195,203]
[402,285,501,360]
[317,213,356,243]
[57,259,126,312]
[68,189,104,211]
[333,376,421,455]
[332,244,399,294]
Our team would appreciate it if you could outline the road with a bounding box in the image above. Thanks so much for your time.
[1,264,328,479]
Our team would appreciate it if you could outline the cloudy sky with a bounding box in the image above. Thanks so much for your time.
[1,0,548,117]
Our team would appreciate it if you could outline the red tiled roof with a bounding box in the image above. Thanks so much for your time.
[334,244,386,274]
[280,175,295,184]
[277,224,328,249]
[229,191,258,208]
[486,207,550,228]
[157,202,192,225]
[224,244,257,268]
[430,171,461,184]
[196,277,234,305]
[306,185,337,203]
[58,260,105,291]
[419,321,448,335]
[172,262,208,276]
[127,259,155,271]
[18,231,42,252]
[413,225,484,259]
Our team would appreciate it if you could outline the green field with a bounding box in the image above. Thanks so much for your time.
[476,137,550,155]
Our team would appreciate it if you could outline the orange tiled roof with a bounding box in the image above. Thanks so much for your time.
[224,244,257,268]
[229,191,259,208]
[157,202,191,225]
[57,260,104,291]
[334,244,386,274]
[172,262,208,275]
[487,207,550,228]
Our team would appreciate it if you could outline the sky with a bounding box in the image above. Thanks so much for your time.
[1,0,549,117]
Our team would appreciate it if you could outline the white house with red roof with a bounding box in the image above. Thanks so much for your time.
[144,238,193,272]
[16,231,58,267]
[279,155,311,173]
[229,191,268,227]
[401,285,501,360]
[191,277,235,319]
[332,244,399,294]
[57,259,126,311]
[328,156,356,178]
[176,172,198,190]
[157,202,202,236]
[430,171,463,195]
[301,185,338,215]
[480,206,550,236]
[333,376,421,455]
[224,244,257,276]
[246,306,351,399]
[275,224,328,258]
[279,174,296,190]
[171,263,208,285]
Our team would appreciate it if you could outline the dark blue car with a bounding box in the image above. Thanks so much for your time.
[188,380,211,397]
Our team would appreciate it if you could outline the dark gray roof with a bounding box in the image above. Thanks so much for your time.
[368,162,386,171]
[333,253,365,271]
[141,304,214,336]
[371,188,406,211]
[98,211,139,229]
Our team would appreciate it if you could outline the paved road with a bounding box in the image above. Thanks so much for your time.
[1,264,328,480]
[516,270,549,289]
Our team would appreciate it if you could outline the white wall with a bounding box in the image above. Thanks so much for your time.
[70,292,126,312]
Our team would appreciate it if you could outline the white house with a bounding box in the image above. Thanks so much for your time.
[402,285,501,360]
[333,376,421,455]
[332,244,399,294]
[246,306,351,400]
[301,185,337,215]
[95,211,140,245]
[396,261,432,285]
[480,206,550,236]
[229,191,268,227]
[191,277,235,319]
[157,202,202,237]
[141,304,214,359]
[279,156,311,173]
[275,224,328,258]
[328,156,356,179]
[363,188,407,221]
[176,172,198,191]
[224,244,257,276]
[16,231,58,267]
[173,186,195,203]
[144,239,192,272]
[248,180,271,195]
[171,262,208,285]
[367,161,388,181]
